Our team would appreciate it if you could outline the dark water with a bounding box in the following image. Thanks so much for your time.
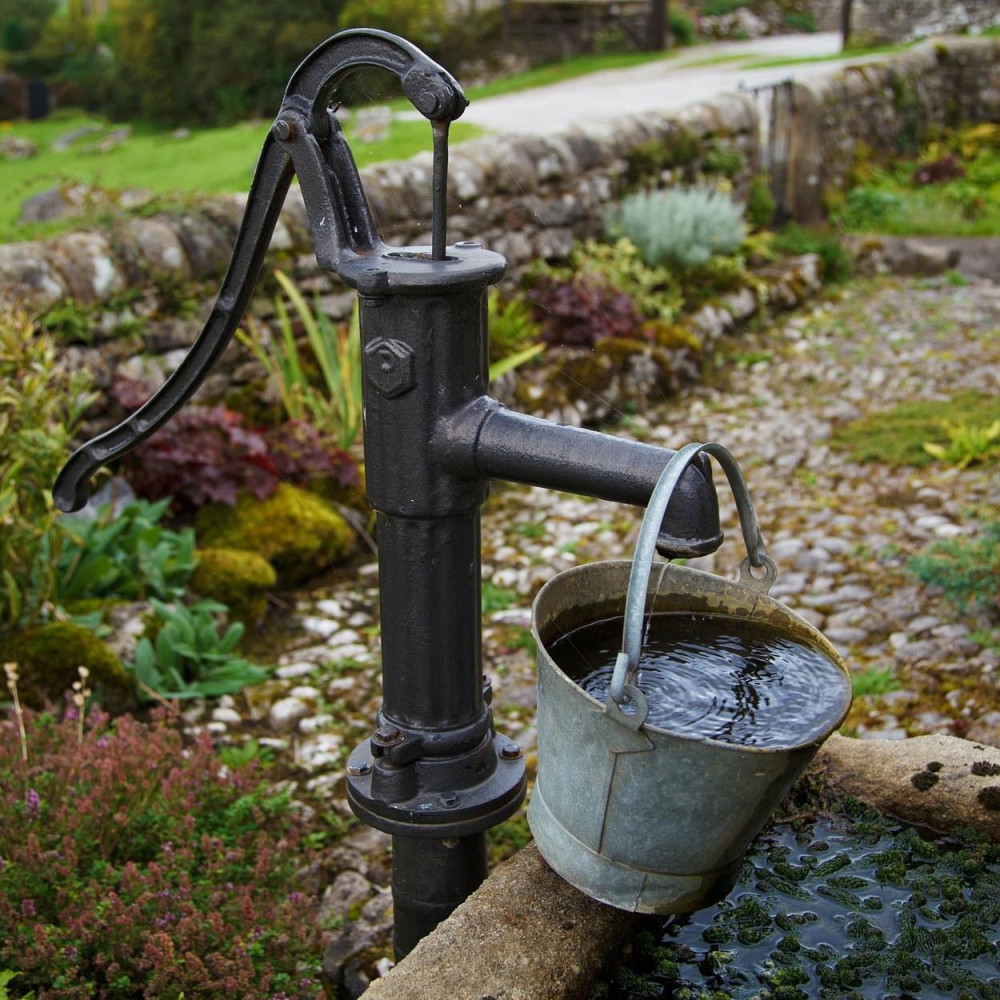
[549,612,852,748]
[592,806,1000,1000]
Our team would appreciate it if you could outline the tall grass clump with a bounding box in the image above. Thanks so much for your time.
[608,188,747,270]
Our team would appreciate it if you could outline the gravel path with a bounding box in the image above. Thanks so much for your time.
[184,274,1000,979]
[194,273,1000,770]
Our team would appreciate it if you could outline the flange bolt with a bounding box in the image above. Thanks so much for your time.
[500,743,522,761]
[272,118,295,141]
[347,761,371,777]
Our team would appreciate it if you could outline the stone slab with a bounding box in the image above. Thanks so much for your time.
[359,845,644,1000]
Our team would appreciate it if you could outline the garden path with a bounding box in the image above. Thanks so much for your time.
[443,32,887,135]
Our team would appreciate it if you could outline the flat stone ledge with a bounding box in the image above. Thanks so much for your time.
[359,844,644,1000]
[816,732,1000,840]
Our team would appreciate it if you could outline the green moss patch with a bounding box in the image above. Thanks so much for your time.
[196,483,355,585]
[189,546,277,624]
[831,391,1000,467]
[0,621,133,713]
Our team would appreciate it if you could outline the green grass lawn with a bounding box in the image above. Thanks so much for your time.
[0,109,482,243]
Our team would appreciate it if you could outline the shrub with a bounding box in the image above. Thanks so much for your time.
[910,516,1000,617]
[0,704,320,998]
[121,403,279,513]
[702,141,747,178]
[835,186,905,230]
[569,238,684,322]
[746,174,776,231]
[771,224,851,284]
[119,400,356,515]
[668,10,696,45]
[528,275,647,348]
[0,309,94,631]
[608,188,747,269]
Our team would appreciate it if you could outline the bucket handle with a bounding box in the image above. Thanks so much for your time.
[607,442,777,725]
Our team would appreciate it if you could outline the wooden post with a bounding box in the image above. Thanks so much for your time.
[841,0,854,48]
[648,0,668,51]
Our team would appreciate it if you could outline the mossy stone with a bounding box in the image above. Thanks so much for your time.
[196,483,355,585]
[0,621,134,713]
[189,547,278,624]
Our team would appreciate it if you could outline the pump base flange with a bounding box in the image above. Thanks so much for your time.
[346,733,526,839]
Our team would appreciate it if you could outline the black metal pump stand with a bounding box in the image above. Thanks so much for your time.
[52,30,725,960]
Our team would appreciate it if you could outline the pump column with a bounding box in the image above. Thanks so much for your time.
[343,247,525,959]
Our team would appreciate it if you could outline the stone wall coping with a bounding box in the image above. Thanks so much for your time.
[359,733,1000,1000]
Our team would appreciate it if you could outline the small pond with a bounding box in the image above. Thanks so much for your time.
[592,799,1000,1000]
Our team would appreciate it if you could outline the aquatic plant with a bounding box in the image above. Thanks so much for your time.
[592,799,1000,1000]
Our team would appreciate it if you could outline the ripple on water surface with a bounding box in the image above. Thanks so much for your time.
[550,612,852,748]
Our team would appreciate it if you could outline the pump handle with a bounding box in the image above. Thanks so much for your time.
[53,29,466,513]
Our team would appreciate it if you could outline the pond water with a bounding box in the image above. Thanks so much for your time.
[591,802,1000,1000]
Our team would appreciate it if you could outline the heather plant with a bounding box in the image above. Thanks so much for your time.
[0,308,95,631]
[607,188,747,270]
[0,701,321,999]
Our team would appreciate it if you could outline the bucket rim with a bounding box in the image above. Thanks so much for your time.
[531,558,853,755]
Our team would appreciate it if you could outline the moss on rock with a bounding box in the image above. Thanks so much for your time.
[0,621,134,713]
[190,547,277,624]
[196,483,355,585]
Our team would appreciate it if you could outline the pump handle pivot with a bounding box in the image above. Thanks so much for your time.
[53,29,466,514]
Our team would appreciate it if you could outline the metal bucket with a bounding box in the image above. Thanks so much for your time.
[527,443,853,914]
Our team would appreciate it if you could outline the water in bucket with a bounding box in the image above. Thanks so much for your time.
[549,611,852,749]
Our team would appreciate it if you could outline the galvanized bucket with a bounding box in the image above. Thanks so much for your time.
[528,442,853,914]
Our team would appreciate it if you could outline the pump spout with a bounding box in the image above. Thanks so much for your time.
[434,399,724,558]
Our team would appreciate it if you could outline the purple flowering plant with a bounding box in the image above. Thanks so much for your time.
[0,703,321,999]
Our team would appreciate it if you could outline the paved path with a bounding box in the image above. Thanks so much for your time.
[455,32,885,134]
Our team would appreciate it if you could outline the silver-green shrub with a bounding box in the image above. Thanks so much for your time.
[607,188,747,269]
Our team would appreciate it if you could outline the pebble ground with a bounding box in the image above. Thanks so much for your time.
[184,274,1000,961]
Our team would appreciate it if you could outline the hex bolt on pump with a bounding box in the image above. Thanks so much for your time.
[52,30,725,959]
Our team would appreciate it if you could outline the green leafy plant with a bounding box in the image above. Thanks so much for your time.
[570,238,684,322]
[0,702,320,998]
[0,970,34,1000]
[702,141,747,178]
[851,666,901,698]
[239,270,363,451]
[128,598,269,701]
[771,223,851,283]
[51,498,197,605]
[608,188,747,269]
[910,516,1000,616]
[745,174,776,231]
[923,420,1000,468]
[488,289,544,363]
[0,308,95,632]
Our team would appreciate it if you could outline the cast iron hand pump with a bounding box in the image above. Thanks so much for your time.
[53,30,724,958]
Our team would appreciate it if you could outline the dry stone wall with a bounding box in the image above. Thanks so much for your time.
[1,37,999,429]
[852,0,1000,43]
